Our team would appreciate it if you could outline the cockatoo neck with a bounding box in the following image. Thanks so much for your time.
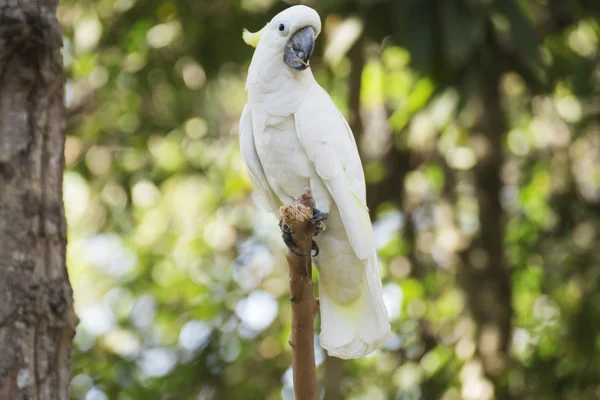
[246,41,315,117]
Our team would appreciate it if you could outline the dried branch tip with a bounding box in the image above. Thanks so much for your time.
[278,188,316,227]
[279,203,312,227]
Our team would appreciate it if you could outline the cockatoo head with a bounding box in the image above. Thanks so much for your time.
[243,5,321,71]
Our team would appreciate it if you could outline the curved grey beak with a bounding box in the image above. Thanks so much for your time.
[284,26,315,71]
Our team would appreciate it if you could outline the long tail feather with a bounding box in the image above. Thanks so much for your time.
[318,255,391,359]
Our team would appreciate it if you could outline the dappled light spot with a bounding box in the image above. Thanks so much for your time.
[101,183,128,210]
[507,129,530,156]
[314,334,325,366]
[133,208,169,246]
[132,180,161,208]
[117,112,141,134]
[64,172,90,222]
[179,320,211,352]
[358,386,386,400]
[83,233,137,277]
[85,146,112,176]
[406,299,427,319]
[502,72,526,97]
[130,294,157,328]
[80,304,116,336]
[219,335,242,362]
[182,61,207,90]
[138,348,177,378]
[375,353,400,373]
[554,95,582,123]
[446,147,476,170]
[373,209,404,249]
[408,113,436,150]
[235,291,278,332]
[233,240,274,290]
[241,0,276,12]
[393,362,423,390]
[568,21,598,58]
[123,52,147,73]
[383,283,403,321]
[389,257,412,278]
[185,117,208,139]
[512,328,533,360]
[70,374,93,399]
[533,295,560,322]
[85,387,108,400]
[573,222,595,249]
[148,135,184,171]
[146,22,180,49]
[430,90,459,128]
[114,0,135,12]
[381,334,403,352]
[455,337,476,360]
[204,215,237,251]
[75,14,102,53]
[469,135,491,161]
[64,136,84,166]
[258,337,281,359]
[421,346,453,376]
[460,361,494,400]
[104,329,141,358]
[479,325,501,358]
[103,288,135,320]
[281,366,294,397]
[323,17,363,67]
[89,66,109,89]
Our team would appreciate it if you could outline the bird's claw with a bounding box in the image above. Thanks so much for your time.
[280,219,306,257]
[279,208,328,257]
[310,208,327,257]
[311,208,328,238]
[311,208,328,224]
[312,240,319,257]
[279,219,293,234]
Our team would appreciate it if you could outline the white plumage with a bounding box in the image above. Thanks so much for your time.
[239,5,391,359]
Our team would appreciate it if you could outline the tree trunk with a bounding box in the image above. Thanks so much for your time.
[457,30,513,398]
[0,1,77,399]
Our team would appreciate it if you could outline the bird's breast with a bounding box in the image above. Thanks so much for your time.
[253,114,313,204]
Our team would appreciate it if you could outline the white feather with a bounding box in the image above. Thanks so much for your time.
[294,85,375,260]
[239,105,281,214]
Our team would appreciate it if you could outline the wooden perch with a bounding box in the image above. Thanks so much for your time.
[279,188,324,400]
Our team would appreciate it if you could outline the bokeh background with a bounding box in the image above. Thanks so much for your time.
[58,0,600,399]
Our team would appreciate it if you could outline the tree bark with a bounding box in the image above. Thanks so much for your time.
[457,30,512,396]
[279,189,321,400]
[0,1,77,399]
[323,356,343,400]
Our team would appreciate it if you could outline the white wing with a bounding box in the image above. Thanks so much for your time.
[295,85,375,260]
[239,104,281,214]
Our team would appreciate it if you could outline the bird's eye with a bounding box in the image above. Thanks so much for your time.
[277,22,289,36]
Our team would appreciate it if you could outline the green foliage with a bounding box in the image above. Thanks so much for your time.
[61,0,600,399]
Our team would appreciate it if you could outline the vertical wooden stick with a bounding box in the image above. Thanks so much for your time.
[279,189,321,400]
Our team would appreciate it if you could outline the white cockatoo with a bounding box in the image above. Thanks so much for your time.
[239,5,391,359]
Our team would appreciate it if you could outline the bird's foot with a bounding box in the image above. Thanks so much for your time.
[279,219,306,257]
[310,208,328,257]
[278,208,328,257]
[311,208,328,227]
[311,239,319,257]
